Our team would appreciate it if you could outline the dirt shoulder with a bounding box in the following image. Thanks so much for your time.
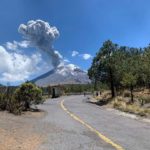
[0,111,45,150]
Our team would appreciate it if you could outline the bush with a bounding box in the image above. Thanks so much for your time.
[138,96,150,106]
[0,83,43,114]
[8,95,22,115]
[14,82,43,111]
[0,94,7,110]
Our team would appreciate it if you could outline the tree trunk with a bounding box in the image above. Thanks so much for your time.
[130,85,134,103]
[148,82,150,92]
[94,79,97,91]
[24,100,30,110]
[109,68,115,98]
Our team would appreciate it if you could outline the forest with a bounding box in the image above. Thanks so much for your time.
[88,40,150,116]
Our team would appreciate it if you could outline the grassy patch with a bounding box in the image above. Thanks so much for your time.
[112,98,150,117]
[94,91,111,101]
[93,91,112,105]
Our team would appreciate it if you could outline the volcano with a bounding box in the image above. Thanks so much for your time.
[32,64,91,86]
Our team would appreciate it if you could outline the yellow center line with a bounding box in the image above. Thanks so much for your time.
[60,99,125,150]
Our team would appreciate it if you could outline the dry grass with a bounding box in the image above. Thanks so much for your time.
[93,89,150,117]
[94,91,111,101]
[112,98,150,117]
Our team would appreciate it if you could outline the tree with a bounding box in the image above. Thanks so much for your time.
[88,40,118,98]
[88,57,101,90]
[143,46,150,88]
[120,48,141,102]
[121,73,138,103]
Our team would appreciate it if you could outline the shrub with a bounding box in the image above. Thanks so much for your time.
[8,95,22,115]
[138,96,150,106]
[113,99,127,111]
[0,83,43,115]
[112,98,150,117]
[0,94,7,110]
[14,82,43,111]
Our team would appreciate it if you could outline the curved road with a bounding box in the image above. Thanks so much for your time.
[38,95,150,150]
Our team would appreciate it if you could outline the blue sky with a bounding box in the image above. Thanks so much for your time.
[0,0,150,85]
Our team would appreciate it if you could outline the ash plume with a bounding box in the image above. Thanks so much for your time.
[18,20,60,68]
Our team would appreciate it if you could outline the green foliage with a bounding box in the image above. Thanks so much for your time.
[0,83,43,114]
[88,40,118,97]
[121,73,138,87]
[14,82,43,110]
[62,84,93,94]
[0,88,22,114]
[0,94,7,110]
[88,40,150,101]
[138,96,150,106]
[8,95,22,115]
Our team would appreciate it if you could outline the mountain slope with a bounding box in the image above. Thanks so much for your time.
[32,64,91,86]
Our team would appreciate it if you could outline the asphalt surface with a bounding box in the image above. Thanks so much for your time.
[38,95,150,150]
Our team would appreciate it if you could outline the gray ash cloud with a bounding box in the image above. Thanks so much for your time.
[18,20,60,68]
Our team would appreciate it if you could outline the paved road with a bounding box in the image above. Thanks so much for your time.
[38,95,150,150]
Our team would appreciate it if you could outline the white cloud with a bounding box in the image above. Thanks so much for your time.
[82,53,92,60]
[72,50,92,60]
[0,46,45,83]
[17,41,30,48]
[5,41,30,51]
[5,42,18,51]
[64,58,70,63]
[72,50,79,57]
[0,43,73,84]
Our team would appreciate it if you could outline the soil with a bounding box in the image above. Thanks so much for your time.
[0,111,45,150]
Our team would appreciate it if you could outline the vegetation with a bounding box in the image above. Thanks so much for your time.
[63,84,93,94]
[112,98,150,117]
[0,82,43,115]
[88,40,150,116]
[15,82,43,110]
[40,84,94,97]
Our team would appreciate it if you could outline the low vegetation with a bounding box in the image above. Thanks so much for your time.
[93,90,150,117]
[112,98,150,117]
[0,82,43,115]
